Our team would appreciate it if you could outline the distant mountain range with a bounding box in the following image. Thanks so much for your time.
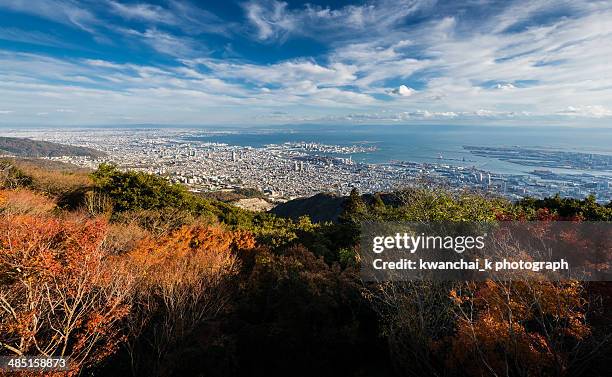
[0,137,106,158]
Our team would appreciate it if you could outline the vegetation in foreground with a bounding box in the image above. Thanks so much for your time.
[0,159,611,377]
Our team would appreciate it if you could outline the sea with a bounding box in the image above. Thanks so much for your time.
[184,124,612,177]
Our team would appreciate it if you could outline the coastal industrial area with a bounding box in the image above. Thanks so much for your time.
[5,128,612,204]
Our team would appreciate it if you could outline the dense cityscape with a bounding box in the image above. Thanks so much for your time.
[3,128,610,204]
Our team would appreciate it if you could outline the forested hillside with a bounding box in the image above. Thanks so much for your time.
[0,136,106,157]
[0,158,610,377]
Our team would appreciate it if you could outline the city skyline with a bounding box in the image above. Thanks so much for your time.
[1,0,612,126]
[6,126,611,203]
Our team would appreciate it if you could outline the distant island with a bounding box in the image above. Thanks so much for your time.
[0,136,106,158]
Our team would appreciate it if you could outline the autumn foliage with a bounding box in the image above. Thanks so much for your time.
[0,188,256,376]
[0,161,610,377]
[0,210,132,375]
[122,225,253,375]
[448,280,590,376]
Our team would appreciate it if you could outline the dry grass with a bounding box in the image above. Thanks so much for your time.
[20,163,91,195]
[0,188,56,215]
[5,158,92,196]
[103,222,149,255]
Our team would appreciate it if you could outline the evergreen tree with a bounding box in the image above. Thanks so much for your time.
[339,187,368,224]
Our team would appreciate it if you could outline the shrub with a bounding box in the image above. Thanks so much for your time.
[518,194,612,221]
[120,224,252,376]
[448,280,591,376]
[0,160,33,189]
[1,158,91,196]
[0,213,134,374]
[0,188,56,215]
[91,164,203,213]
[235,245,376,376]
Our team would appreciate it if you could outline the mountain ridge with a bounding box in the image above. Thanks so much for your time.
[0,136,106,158]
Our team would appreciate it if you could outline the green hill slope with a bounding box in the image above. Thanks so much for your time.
[0,136,106,158]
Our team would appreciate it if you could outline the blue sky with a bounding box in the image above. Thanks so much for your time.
[0,0,611,126]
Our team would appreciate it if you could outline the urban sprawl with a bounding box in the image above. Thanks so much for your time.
[6,128,612,204]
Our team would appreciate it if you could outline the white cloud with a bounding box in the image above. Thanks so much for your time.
[0,51,374,126]
[117,28,201,57]
[195,58,357,87]
[242,0,433,42]
[261,108,543,124]
[0,0,99,33]
[494,83,516,90]
[84,59,124,69]
[2,0,612,125]
[0,27,77,48]
[243,0,294,41]
[389,85,416,97]
[557,105,612,118]
[108,1,176,24]
[107,1,232,36]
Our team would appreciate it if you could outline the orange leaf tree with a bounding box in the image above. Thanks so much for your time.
[0,212,134,374]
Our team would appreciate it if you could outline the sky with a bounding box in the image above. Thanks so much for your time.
[0,0,611,126]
